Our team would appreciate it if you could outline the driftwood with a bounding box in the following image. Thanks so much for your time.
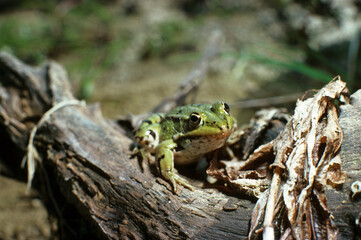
[0,52,360,240]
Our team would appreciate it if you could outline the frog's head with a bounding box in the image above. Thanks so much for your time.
[183,101,234,140]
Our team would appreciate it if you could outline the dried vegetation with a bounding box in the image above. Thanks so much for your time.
[208,78,349,239]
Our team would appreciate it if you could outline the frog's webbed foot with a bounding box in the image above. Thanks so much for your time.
[131,145,140,157]
[132,146,153,173]
[156,140,194,193]
[163,170,194,192]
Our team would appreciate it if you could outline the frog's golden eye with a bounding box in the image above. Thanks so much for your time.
[189,112,202,128]
[223,103,230,114]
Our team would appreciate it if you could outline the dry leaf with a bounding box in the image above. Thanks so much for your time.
[206,109,289,197]
[242,77,349,239]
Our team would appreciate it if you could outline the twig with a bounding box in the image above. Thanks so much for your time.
[232,93,301,109]
[152,30,223,113]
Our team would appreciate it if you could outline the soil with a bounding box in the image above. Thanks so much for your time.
[0,175,51,240]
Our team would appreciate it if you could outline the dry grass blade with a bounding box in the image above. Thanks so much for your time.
[22,99,86,193]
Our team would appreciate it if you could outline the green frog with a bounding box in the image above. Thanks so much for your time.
[135,101,235,192]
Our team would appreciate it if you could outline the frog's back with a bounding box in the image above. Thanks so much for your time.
[167,104,211,116]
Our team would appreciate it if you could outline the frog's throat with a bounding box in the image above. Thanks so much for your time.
[174,136,228,165]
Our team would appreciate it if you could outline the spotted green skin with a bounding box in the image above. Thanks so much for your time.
[135,101,235,192]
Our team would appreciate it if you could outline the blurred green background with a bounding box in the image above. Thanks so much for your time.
[1,0,360,239]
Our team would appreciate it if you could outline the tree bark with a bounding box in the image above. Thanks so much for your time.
[0,52,360,240]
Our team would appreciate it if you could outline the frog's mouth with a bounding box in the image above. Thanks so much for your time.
[218,128,233,138]
[203,127,233,139]
[186,129,232,149]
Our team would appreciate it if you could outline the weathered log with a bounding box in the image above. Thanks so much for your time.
[0,52,360,239]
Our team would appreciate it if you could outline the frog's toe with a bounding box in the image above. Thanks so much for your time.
[168,174,178,192]
[174,175,194,191]
[162,171,194,192]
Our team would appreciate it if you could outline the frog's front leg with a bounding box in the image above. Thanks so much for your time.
[155,139,194,192]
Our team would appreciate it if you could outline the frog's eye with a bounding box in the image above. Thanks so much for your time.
[189,112,202,128]
[223,103,230,114]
